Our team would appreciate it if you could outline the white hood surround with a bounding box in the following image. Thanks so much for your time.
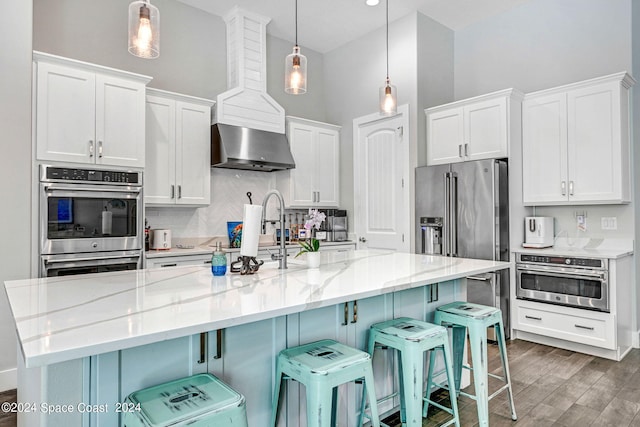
[216,7,285,134]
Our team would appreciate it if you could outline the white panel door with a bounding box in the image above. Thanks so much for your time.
[354,106,410,251]
[315,127,340,207]
[567,82,622,203]
[145,95,176,204]
[95,74,146,167]
[522,93,568,204]
[465,96,508,161]
[36,62,96,164]
[426,107,464,165]
[288,123,316,206]
[175,101,211,205]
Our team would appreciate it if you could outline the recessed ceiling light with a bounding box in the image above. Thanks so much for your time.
[366,0,380,6]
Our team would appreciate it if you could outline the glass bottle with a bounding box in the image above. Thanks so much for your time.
[211,242,227,276]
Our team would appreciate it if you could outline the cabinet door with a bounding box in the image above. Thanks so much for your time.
[426,107,464,165]
[522,93,568,204]
[145,95,177,205]
[465,97,508,161]
[288,122,316,206]
[175,101,211,205]
[95,74,146,167]
[315,127,340,207]
[36,62,96,164]
[567,82,627,203]
[146,254,212,269]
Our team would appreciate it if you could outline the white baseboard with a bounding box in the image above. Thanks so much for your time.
[634,331,640,348]
[0,368,17,392]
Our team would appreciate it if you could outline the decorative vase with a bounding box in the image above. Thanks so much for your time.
[306,251,321,269]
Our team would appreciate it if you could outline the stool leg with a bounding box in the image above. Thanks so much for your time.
[495,322,517,421]
[451,325,466,392]
[306,383,333,427]
[468,326,489,427]
[422,348,437,418]
[358,331,378,427]
[363,366,381,427]
[331,387,338,427]
[399,345,424,427]
[271,363,284,427]
[441,343,461,427]
[397,349,407,425]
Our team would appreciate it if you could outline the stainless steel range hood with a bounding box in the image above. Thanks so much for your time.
[211,123,295,172]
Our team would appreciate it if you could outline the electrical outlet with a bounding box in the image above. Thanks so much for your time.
[601,217,618,230]
[576,214,587,231]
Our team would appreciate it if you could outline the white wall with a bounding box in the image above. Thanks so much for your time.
[632,0,640,333]
[0,2,32,391]
[455,0,635,241]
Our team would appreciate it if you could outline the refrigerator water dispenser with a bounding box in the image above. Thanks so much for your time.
[420,217,443,255]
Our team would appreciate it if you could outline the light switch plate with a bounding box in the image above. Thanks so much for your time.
[601,217,617,230]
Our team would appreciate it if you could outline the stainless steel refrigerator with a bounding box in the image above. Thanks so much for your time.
[415,159,510,338]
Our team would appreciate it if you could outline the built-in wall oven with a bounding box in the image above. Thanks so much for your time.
[516,253,609,312]
[39,165,143,277]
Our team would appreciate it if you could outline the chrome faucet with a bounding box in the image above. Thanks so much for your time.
[261,189,287,269]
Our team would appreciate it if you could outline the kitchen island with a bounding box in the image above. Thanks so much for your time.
[5,249,510,426]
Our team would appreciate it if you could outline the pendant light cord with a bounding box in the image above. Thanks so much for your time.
[385,0,389,80]
[295,0,299,47]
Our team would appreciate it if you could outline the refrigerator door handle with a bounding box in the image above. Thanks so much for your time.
[443,172,450,256]
[450,172,458,257]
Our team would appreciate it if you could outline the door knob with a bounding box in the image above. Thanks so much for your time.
[359,237,367,243]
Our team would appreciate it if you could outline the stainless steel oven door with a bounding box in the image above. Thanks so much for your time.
[40,251,142,277]
[40,183,143,254]
[516,264,609,312]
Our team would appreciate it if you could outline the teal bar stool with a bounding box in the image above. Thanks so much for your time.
[271,339,381,427]
[360,317,460,427]
[426,301,517,427]
[122,373,248,427]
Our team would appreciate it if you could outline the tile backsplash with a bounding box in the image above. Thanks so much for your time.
[145,168,279,239]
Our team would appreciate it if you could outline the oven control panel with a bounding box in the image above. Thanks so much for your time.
[518,254,603,268]
[43,166,141,185]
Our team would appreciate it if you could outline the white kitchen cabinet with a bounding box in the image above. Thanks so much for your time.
[145,253,212,269]
[426,89,522,165]
[145,89,214,206]
[34,51,150,168]
[277,116,341,208]
[522,72,634,205]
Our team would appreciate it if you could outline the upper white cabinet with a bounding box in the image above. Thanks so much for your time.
[426,89,523,165]
[34,51,151,168]
[522,72,635,205]
[277,116,341,208]
[145,89,214,206]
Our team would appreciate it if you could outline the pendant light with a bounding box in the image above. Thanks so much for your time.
[285,0,307,94]
[128,0,160,59]
[379,0,397,115]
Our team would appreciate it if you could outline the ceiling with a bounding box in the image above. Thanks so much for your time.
[176,0,532,53]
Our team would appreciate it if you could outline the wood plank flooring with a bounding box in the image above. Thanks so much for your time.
[1,340,639,426]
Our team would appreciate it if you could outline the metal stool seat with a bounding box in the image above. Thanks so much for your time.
[271,339,381,427]
[122,373,248,426]
[361,317,460,427]
[426,301,517,427]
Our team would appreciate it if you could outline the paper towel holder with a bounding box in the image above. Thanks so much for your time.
[230,256,264,275]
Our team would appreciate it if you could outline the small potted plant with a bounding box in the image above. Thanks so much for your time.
[296,209,326,268]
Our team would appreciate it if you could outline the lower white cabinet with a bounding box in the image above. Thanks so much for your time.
[145,253,212,269]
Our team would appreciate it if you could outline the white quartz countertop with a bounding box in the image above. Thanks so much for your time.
[513,238,633,259]
[5,250,509,368]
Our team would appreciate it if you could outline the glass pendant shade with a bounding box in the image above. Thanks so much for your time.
[380,79,397,116]
[128,1,159,59]
[285,46,307,94]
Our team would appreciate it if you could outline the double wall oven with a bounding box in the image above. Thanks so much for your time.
[516,253,609,312]
[39,165,143,277]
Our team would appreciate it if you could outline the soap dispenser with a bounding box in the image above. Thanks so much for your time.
[211,242,227,276]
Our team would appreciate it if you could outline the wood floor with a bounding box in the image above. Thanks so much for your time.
[1,339,640,426]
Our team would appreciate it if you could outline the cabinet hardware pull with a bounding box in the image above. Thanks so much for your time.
[98,141,103,158]
[574,324,594,331]
[525,315,542,321]
[203,260,212,264]
[458,144,463,158]
[317,191,320,203]
[351,300,358,324]
[433,283,439,302]
[197,332,206,364]
[569,181,574,196]
[561,181,566,196]
[89,140,94,158]
[464,143,469,157]
[213,329,223,359]
[342,302,349,326]
[171,185,175,199]
[160,263,177,267]
[178,185,182,199]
